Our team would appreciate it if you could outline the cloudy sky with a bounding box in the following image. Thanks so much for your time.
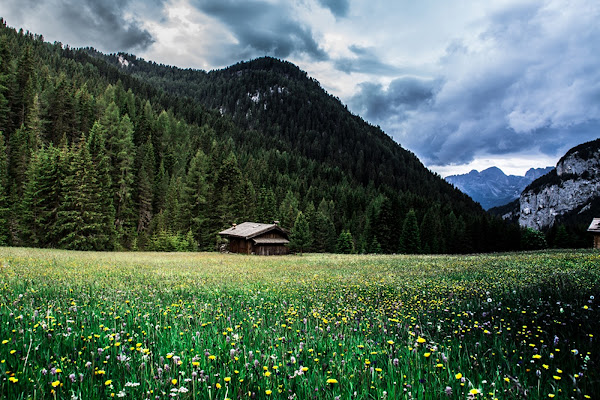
[2,0,599,176]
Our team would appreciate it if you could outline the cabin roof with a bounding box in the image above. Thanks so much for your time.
[219,222,288,240]
[588,218,600,233]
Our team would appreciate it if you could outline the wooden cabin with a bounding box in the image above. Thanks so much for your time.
[588,218,600,249]
[219,222,290,255]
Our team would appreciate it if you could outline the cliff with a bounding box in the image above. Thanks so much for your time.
[518,139,600,230]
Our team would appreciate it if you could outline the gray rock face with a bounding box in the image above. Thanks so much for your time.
[518,147,600,230]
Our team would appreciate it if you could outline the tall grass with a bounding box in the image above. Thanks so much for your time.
[0,248,598,399]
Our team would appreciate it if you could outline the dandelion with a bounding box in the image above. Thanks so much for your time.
[171,378,177,385]
[469,388,480,395]
[224,377,231,382]
[424,352,431,358]
[387,340,394,345]
[216,383,222,389]
[105,380,112,386]
[266,390,272,395]
[327,378,338,384]
[455,373,462,379]
[51,380,60,387]
[417,337,426,344]
[9,377,18,383]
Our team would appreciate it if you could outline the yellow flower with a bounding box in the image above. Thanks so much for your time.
[172,378,177,385]
[455,373,463,379]
[208,355,216,360]
[264,371,271,377]
[302,367,308,372]
[424,352,431,358]
[9,377,18,383]
[326,378,338,384]
[553,376,561,380]
[192,361,199,367]
[387,340,394,345]
[224,377,231,382]
[542,364,549,369]
[470,389,480,395]
[556,369,562,374]
[216,383,222,389]
[105,380,112,386]
[417,337,426,344]
[548,395,555,398]
[167,354,173,359]
[504,377,510,383]
[265,390,272,395]
[1,340,8,344]
[533,355,542,359]
[51,380,60,388]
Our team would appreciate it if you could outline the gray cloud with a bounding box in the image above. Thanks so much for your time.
[350,0,600,166]
[193,0,328,61]
[2,0,156,52]
[317,0,350,18]
[350,77,438,121]
[334,45,404,75]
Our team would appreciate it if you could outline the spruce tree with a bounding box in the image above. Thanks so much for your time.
[290,211,311,255]
[180,149,210,248]
[399,209,421,254]
[0,132,9,244]
[336,230,354,254]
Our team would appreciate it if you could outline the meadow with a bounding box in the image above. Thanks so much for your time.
[0,248,598,399]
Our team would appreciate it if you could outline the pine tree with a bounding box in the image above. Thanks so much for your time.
[336,230,354,254]
[180,149,210,248]
[56,137,106,250]
[290,211,311,255]
[399,209,421,254]
[136,137,155,235]
[107,111,136,246]
[0,132,9,244]
[87,123,116,249]
[420,204,443,254]
[313,210,336,252]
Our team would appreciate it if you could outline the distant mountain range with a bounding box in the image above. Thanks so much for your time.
[446,167,554,210]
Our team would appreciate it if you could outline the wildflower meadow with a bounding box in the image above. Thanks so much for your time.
[0,248,598,399]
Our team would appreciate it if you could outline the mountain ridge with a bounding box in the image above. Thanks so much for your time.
[446,166,553,210]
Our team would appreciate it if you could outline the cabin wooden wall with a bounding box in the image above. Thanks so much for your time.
[594,234,600,249]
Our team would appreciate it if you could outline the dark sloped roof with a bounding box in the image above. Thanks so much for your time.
[219,222,288,239]
[588,218,600,233]
[252,237,290,245]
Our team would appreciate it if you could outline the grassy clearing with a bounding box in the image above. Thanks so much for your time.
[0,248,598,399]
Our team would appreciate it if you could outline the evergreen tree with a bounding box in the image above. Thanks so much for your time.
[336,230,354,254]
[180,149,210,249]
[56,137,107,250]
[279,189,299,229]
[420,204,443,254]
[0,132,9,244]
[290,211,311,255]
[87,122,116,249]
[136,137,155,235]
[399,209,421,254]
[313,210,336,252]
[257,186,277,223]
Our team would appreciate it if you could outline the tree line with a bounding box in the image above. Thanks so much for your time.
[0,21,524,253]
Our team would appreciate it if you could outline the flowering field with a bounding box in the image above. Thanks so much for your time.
[0,248,598,399]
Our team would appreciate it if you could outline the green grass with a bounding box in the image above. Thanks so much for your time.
[0,248,598,399]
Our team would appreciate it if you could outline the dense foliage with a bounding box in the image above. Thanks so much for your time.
[0,248,599,399]
[0,20,524,252]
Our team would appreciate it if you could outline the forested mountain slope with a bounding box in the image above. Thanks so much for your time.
[0,20,521,253]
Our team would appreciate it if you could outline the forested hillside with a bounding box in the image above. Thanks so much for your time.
[0,20,521,253]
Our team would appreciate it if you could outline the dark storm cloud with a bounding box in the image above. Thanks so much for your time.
[59,0,155,51]
[334,45,403,75]
[317,0,350,18]
[350,77,438,121]
[2,0,156,52]
[193,0,328,61]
